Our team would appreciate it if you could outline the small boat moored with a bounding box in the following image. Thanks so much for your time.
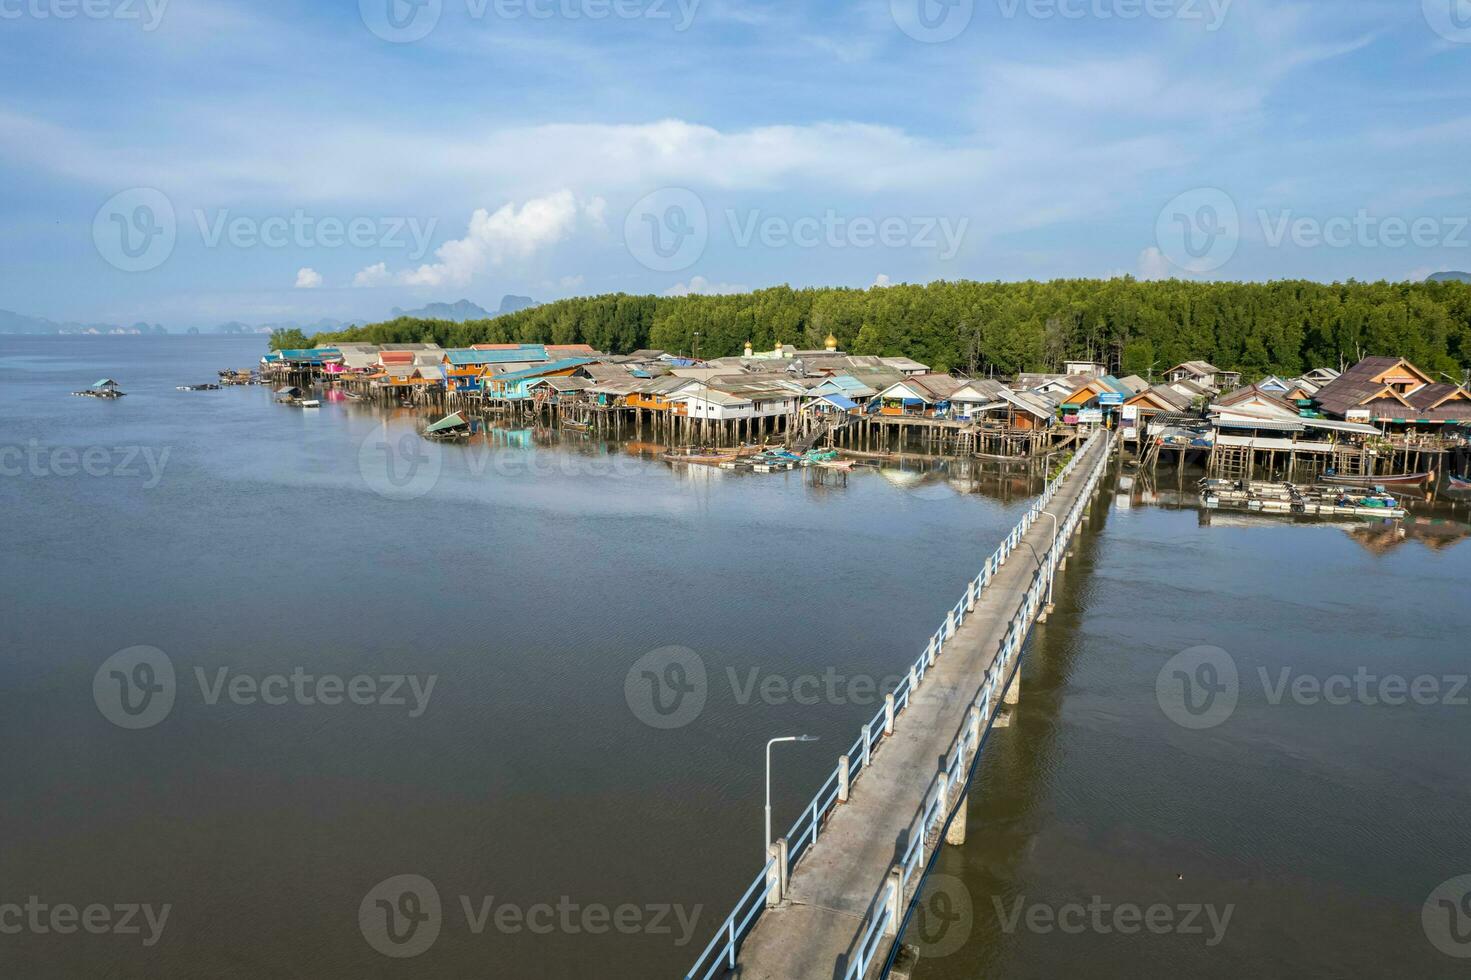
[424,411,472,440]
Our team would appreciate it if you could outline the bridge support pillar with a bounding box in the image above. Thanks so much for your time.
[766,839,788,907]
[945,793,968,846]
[1004,670,1021,706]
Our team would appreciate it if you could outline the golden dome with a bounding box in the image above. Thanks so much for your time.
[824,332,838,351]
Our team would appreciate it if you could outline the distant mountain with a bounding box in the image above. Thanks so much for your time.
[1428,271,1471,284]
[389,297,538,321]
[0,309,166,334]
[391,299,493,322]
[1,299,535,336]
[498,295,537,315]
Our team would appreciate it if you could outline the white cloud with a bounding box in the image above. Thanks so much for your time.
[559,274,585,289]
[400,191,590,288]
[352,262,391,288]
[1137,247,1173,281]
[664,276,748,296]
[294,267,322,289]
[872,273,892,288]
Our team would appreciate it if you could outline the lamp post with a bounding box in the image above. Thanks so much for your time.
[766,735,819,858]
[1040,509,1060,608]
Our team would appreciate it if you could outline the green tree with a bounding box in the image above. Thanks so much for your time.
[268,327,310,351]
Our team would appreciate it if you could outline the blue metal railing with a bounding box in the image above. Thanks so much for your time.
[684,432,1109,980]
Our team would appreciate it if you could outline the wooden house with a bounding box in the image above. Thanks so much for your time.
[1165,360,1237,390]
[1311,356,1471,427]
[1058,375,1135,425]
[876,375,963,417]
[485,357,596,400]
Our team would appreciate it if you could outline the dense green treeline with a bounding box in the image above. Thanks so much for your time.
[314,279,1471,382]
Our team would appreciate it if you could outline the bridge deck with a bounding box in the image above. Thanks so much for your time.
[735,435,1109,979]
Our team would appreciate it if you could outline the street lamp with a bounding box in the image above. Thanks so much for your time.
[1040,509,1060,609]
[766,735,819,858]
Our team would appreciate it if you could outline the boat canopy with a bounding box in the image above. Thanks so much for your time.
[426,412,469,433]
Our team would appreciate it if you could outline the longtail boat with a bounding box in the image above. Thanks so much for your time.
[1319,470,1434,489]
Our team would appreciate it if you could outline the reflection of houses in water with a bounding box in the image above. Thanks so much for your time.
[1347,515,1471,555]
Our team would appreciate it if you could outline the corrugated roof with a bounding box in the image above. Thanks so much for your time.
[816,393,859,410]
[447,348,549,365]
[490,357,597,383]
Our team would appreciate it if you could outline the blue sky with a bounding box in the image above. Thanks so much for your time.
[2,0,1470,325]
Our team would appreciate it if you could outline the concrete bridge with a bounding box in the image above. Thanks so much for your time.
[685,430,1115,980]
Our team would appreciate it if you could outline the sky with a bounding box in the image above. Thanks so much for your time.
[2,0,1470,326]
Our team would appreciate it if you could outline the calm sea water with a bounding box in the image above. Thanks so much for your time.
[2,336,1467,978]
[907,483,1471,979]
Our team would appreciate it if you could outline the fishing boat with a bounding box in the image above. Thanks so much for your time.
[424,411,471,440]
[663,447,740,465]
[1448,475,1471,492]
[662,445,765,466]
[177,383,222,391]
[1319,470,1434,489]
[299,400,321,408]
